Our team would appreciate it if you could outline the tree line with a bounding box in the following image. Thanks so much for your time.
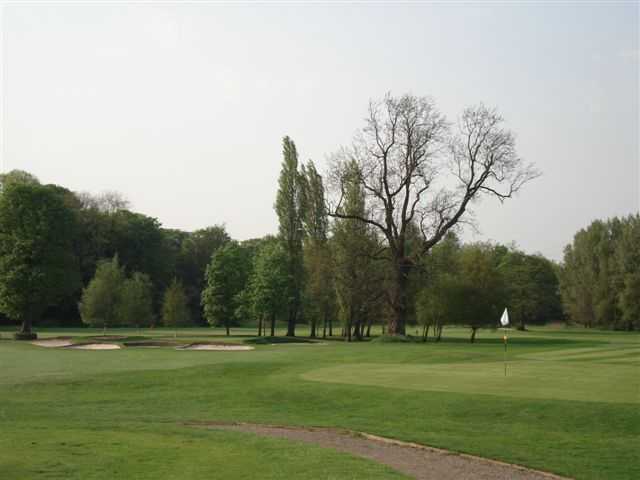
[559,215,639,330]
[0,94,634,341]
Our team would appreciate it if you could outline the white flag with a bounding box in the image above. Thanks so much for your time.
[500,308,509,327]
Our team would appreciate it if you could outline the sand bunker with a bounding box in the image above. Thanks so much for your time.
[177,343,254,351]
[67,343,121,350]
[31,338,73,348]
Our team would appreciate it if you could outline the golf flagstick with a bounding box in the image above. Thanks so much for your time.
[500,308,509,377]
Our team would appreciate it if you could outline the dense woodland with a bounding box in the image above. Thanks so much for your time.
[0,95,637,340]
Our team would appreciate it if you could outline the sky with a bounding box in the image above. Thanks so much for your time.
[1,1,638,260]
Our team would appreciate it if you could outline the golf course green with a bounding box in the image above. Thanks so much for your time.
[1,326,638,479]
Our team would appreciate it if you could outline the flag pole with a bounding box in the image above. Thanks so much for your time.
[500,307,509,377]
[503,329,507,377]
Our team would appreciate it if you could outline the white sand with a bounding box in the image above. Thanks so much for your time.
[178,344,254,351]
[68,343,121,350]
[31,339,73,348]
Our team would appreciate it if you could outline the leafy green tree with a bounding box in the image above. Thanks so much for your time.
[162,278,191,329]
[300,160,334,338]
[247,241,289,337]
[0,182,80,338]
[0,169,40,191]
[79,255,125,332]
[448,244,504,342]
[416,232,462,341]
[177,225,230,322]
[201,242,252,335]
[616,216,640,330]
[275,136,305,337]
[560,215,639,330]
[332,161,384,341]
[499,250,562,330]
[117,272,154,327]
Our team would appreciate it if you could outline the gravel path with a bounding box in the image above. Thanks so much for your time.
[194,422,571,480]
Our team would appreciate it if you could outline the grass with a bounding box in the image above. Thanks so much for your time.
[0,325,638,479]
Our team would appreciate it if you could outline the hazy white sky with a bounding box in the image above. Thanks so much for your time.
[1,2,638,260]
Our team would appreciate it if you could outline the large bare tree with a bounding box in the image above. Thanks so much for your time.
[328,93,539,335]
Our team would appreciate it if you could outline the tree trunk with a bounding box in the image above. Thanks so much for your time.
[470,327,478,343]
[388,257,411,336]
[422,324,430,342]
[322,312,327,339]
[436,324,443,342]
[329,316,333,336]
[366,320,372,338]
[258,316,263,337]
[270,313,276,337]
[353,320,362,341]
[226,325,230,336]
[20,317,32,334]
[310,318,317,338]
[286,306,296,337]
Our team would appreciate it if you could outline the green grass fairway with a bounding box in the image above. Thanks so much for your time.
[0,326,638,479]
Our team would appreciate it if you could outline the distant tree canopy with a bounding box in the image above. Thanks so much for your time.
[0,181,80,337]
[560,215,639,330]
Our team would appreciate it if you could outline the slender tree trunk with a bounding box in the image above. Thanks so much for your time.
[436,324,443,342]
[286,305,297,337]
[310,318,317,338]
[470,327,477,343]
[19,317,32,335]
[329,316,333,336]
[353,320,362,341]
[366,320,372,338]
[226,325,230,336]
[270,313,276,337]
[322,312,327,339]
[258,316,263,337]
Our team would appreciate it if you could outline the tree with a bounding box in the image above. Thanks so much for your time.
[328,94,539,335]
[332,161,385,341]
[275,136,305,337]
[117,272,154,327]
[616,215,640,330]
[79,255,125,332]
[177,225,230,322]
[0,169,40,191]
[201,242,252,335]
[452,244,504,342]
[560,215,639,330]
[162,278,191,329]
[300,160,334,338]
[247,241,289,337]
[0,182,80,338]
[416,232,461,341]
[499,250,562,330]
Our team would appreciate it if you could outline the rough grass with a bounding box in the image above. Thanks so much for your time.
[0,325,638,479]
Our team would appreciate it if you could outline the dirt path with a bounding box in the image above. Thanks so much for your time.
[191,422,571,480]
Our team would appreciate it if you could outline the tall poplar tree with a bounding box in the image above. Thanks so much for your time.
[300,160,333,338]
[275,136,304,337]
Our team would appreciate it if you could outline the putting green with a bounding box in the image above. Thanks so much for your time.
[301,361,640,404]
